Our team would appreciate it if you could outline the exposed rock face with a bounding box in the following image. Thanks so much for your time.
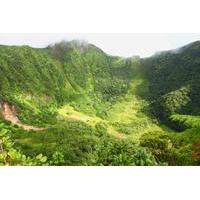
[0,102,20,123]
[0,102,45,131]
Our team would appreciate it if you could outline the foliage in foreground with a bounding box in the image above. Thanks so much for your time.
[0,119,159,166]
[0,122,48,166]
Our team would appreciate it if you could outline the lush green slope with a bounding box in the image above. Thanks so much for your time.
[142,41,200,128]
[0,40,200,165]
[137,41,200,165]
[0,41,132,124]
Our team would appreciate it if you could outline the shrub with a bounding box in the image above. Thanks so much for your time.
[94,137,157,166]
[95,121,108,136]
[140,131,173,164]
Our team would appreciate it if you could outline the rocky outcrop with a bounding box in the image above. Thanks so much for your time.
[0,102,20,123]
[0,102,45,131]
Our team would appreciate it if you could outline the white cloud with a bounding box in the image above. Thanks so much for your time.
[0,33,200,57]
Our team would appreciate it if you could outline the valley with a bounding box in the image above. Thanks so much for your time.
[0,40,200,165]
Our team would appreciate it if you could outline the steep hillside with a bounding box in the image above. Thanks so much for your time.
[0,41,133,125]
[142,41,200,130]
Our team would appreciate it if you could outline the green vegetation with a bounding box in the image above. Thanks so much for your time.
[0,120,48,166]
[0,40,200,165]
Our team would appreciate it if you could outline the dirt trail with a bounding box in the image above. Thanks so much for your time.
[0,102,45,131]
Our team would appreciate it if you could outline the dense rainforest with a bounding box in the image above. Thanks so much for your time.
[0,40,200,166]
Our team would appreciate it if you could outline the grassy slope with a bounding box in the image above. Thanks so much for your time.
[105,62,174,141]
[56,62,173,139]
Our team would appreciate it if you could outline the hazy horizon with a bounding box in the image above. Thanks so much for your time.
[0,33,200,57]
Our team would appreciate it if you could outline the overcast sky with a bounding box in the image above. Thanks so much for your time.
[0,33,200,57]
